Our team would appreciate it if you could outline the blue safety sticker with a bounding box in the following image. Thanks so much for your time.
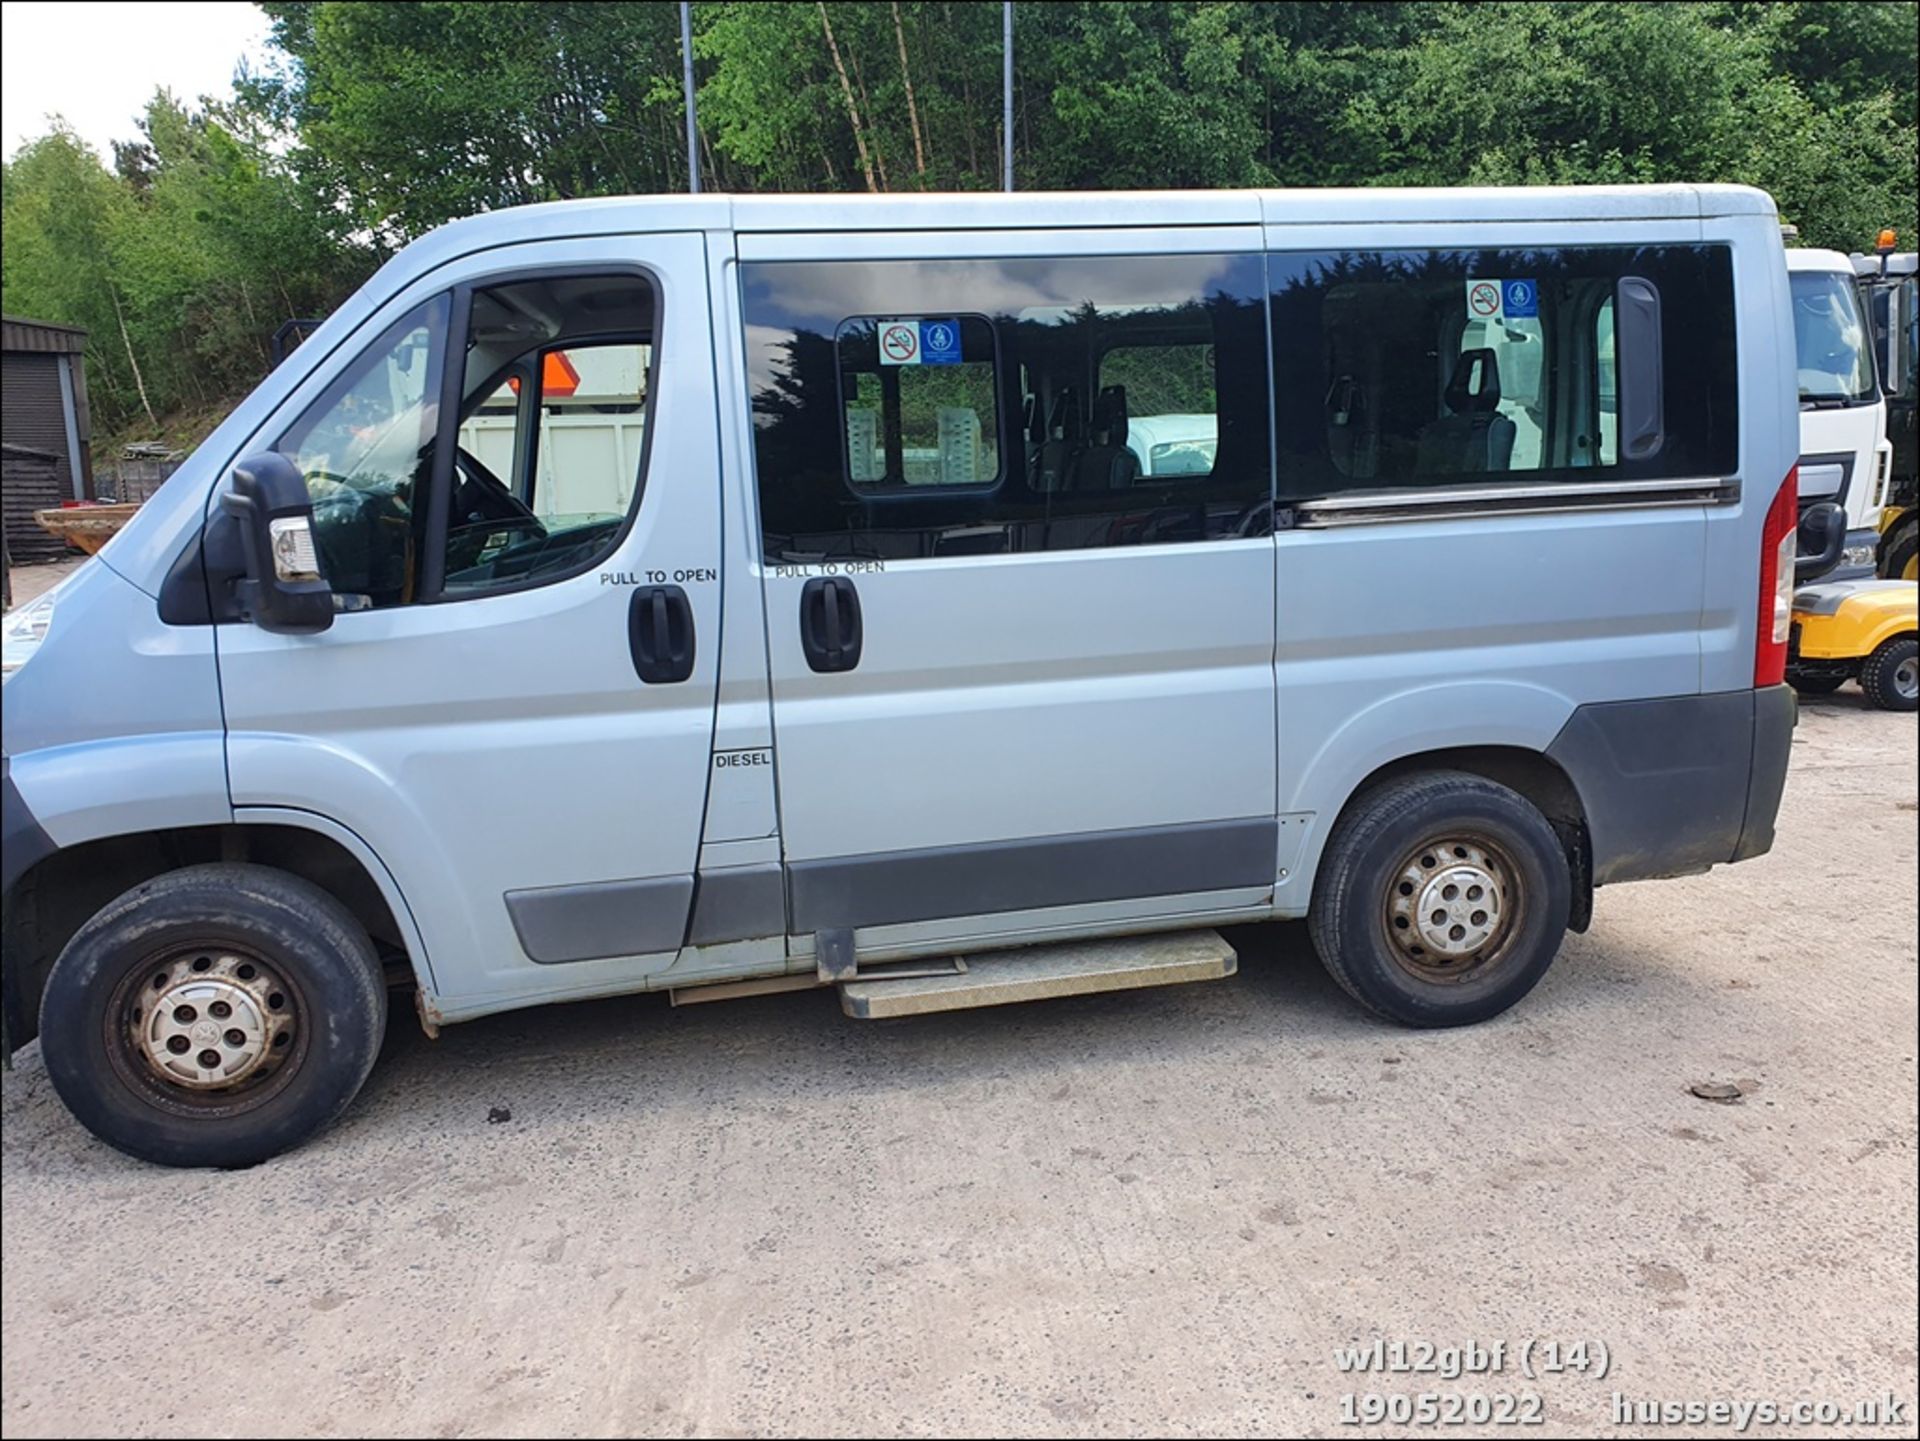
[919,319,963,364]
[1503,279,1539,318]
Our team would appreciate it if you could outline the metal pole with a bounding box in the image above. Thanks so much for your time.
[1002,1,1014,191]
[680,1,701,194]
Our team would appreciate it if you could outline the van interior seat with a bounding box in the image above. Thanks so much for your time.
[1032,388,1083,492]
[1414,348,1516,476]
[1072,384,1142,490]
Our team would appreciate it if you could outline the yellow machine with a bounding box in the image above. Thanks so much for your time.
[1788,579,1919,710]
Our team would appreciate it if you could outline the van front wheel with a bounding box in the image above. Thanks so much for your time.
[1308,772,1571,1027]
[37,863,387,1168]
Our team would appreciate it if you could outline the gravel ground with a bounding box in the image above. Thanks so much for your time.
[2,695,1915,1439]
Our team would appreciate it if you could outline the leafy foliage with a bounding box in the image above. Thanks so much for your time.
[3,0,1914,435]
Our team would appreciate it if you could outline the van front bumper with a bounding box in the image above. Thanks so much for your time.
[1545,685,1795,886]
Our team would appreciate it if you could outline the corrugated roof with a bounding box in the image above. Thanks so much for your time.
[2,315,88,354]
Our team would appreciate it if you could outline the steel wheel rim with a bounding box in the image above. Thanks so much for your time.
[107,943,308,1115]
[1894,655,1918,701]
[1381,833,1525,983]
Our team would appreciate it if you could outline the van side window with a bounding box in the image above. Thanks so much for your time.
[743,253,1271,561]
[277,296,448,608]
[278,273,658,607]
[1268,246,1737,500]
[837,317,1000,487]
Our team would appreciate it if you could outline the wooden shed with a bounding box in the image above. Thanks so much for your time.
[2,443,67,565]
[2,315,94,508]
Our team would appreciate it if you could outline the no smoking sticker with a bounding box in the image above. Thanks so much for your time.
[1466,280,1504,320]
[878,321,921,365]
[877,318,964,366]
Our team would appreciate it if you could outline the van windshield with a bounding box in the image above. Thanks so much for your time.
[1790,270,1876,406]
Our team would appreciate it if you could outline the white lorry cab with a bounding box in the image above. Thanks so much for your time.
[1785,246,1892,578]
[2,186,1801,1167]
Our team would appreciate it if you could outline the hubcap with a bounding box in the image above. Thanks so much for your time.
[129,951,297,1093]
[1895,656,1918,701]
[1384,836,1520,980]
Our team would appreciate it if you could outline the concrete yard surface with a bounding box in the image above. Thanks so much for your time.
[2,557,86,611]
[2,698,1915,1438]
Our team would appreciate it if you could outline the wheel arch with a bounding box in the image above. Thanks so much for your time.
[1317,745,1595,933]
[3,812,434,1055]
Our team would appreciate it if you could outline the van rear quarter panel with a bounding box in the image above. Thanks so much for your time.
[1270,505,1708,912]
[1265,209,1792,913]
[1701,214,1800,694]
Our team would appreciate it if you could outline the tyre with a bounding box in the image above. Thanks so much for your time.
[1879,516,1918,583]
[1789,672,1848,696]
[1308,771,1571,1028]
[37,863,387,1168]
[1859,635,1919,712]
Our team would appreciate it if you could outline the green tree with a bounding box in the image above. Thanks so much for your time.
[256,1,692,241]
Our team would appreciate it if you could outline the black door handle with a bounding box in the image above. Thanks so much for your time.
[800,576,862,673]
[628,584,694,683]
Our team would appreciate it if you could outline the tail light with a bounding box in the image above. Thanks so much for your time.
[1755,467,1798,687]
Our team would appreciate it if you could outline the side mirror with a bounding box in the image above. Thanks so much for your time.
[220,452,334,634]
[1794,500,1847,584]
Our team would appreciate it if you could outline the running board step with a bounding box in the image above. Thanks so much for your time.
[838,929,1236,1019]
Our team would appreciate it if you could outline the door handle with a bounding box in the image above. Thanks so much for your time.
[800,576,863,673]
[628,584,694,684]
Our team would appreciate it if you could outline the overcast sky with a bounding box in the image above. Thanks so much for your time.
[1,0,275,159]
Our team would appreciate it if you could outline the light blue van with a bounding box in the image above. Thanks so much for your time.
[2,185,1801,1166]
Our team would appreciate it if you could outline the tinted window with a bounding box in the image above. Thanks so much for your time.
[743,254,1271,560]
[1268,246,1738,500]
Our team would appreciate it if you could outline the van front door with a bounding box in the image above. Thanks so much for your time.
[215,236,723,1014]
[737,236,1280,961]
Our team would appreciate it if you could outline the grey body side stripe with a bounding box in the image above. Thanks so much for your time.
[788,818,1278,933]
[686,864,787,947]
[505,876,694,964]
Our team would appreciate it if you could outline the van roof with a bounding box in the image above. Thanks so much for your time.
[394,183,1776,273]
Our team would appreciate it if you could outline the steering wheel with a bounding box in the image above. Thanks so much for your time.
[453,446,544,534]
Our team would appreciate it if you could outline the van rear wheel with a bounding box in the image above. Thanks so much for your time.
[1308,772,1571,1027]
[37,863,387,1169]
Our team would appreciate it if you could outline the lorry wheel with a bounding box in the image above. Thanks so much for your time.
[37,863,387,1169]
[1880,518,1918,582]
[1789,673,1848,696]
[1859,636,1919,711]
[1308,772,1570,1028]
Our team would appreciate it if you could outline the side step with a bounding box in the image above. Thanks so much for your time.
[838,929,1237,1019]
